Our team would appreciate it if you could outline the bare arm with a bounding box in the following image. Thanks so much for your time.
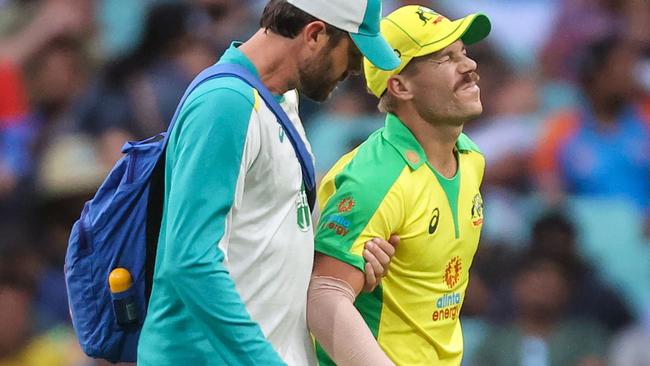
[307,250,396,366]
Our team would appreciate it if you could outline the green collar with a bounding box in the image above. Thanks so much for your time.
[382,113,479,170]
[218,42,284,103]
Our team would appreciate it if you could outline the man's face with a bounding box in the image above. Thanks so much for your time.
[0,286,32,354]
[403,40,482,124]
[513,261,569,322]
[592,43,640,105]
[299,35,363,102]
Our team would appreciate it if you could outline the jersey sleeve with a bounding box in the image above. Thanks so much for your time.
[314,146,405,272]
[160,82,284,365]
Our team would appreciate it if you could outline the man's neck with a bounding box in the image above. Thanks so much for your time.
[238,29,300,95]
[591,97,625,128]
[396,110,463,178]
[518,316,557,338]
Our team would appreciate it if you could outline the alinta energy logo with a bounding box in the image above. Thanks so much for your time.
[432,292,462,322]
[432,257,464,322]
[321,197,355,236]
[338,197,355,213]
[322,214,350,236]
[431,256,463,322]
[444,256,462,289]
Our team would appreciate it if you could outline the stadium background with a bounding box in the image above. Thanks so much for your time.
[0,0,649,365]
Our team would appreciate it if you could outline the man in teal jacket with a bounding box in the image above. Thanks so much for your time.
[137,0,400,365]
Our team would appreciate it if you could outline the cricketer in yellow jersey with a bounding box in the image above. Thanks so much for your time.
[307,5,491,366]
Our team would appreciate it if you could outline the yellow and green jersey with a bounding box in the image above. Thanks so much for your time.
[314,113,485,366]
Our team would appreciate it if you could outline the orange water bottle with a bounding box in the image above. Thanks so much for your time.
[109,268,138,325]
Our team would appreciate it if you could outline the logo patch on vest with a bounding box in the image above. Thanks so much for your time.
[296,185,311,232]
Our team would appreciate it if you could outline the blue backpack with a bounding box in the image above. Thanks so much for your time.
[64,63,316,363]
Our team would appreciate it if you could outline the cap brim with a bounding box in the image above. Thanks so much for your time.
[350,32,401,71]
[459,13,491,45]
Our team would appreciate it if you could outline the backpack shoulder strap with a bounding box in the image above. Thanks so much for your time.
[214,64,316,192]
[163,64,316,193]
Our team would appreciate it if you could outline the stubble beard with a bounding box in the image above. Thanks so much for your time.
[298,53,338,102]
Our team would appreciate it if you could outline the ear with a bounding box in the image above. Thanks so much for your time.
[386,75,414,101]
[301,21,329,51]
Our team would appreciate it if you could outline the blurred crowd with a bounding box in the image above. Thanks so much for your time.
[0,0,649,365]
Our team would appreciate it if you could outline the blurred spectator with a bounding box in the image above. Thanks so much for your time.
[0,242,89,366]
[31,134,107,329]
[194,0,260,50]
[466,43,543,245]
[539,0,624,83]
[459,272,492,366]
[0,60,31,202]
[22,36,93,177]
[0,0,93,67]
[306,79,383,176]
[540,0,650,82]
[75,2,217,165]
[440,0,560,72]
[568,197,650,319]
[96,0,152,60]
[0,0,93,215]
[1,35,92,217]
[608,308,650,366]
[529,212,633,333]
[533,36,650,230]
[474,256,608,366]
[471,73,540,192]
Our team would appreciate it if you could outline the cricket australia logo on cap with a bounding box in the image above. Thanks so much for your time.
[415,6,447,26]
[296,184,311,232]
[415,6,435,24]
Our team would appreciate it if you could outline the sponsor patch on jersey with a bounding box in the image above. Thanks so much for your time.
[321,214,350,236]
[471,193,484,227]
[337,197,355,213]
[428,208,440,234]
[444,256,462,289]
[432,292,463,322]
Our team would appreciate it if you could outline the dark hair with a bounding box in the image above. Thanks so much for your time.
[105,2,194,87]
[260,0,347,45]
[531,211,576,242]
[578,35,620,87]
[513,254,569,282]
[0,229,38,295]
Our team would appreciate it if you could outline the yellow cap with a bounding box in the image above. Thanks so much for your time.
[108,268,133,293]
[364,5,491,97]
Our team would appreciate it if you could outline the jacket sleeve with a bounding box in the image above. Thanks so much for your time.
[161,85,285,365]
